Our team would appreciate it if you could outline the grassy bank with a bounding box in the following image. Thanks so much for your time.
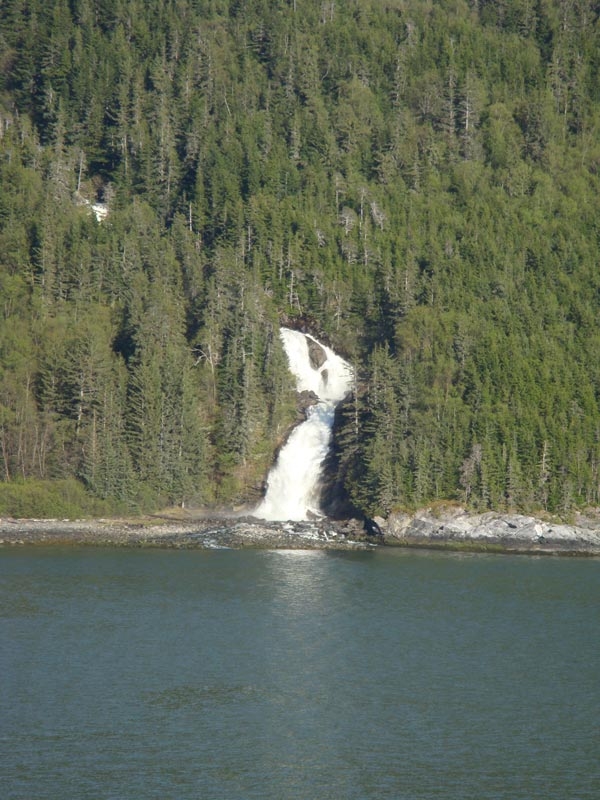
[0,479,128,519]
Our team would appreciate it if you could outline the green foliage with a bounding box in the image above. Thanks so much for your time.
[0,478,123,518]
[0,0,599,516]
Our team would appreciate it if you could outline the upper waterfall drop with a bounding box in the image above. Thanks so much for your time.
[278,328,354,404]
[255,328,353,522]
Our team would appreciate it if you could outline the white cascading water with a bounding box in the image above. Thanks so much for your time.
[255,328,353,521]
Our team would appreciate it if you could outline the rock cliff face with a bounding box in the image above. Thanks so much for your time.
[379,506,600,554]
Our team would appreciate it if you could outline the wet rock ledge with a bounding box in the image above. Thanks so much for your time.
[0,516,377,550]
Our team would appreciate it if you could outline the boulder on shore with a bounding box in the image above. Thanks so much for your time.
[382,506,600,554]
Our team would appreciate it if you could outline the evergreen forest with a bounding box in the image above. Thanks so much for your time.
[1,0,600,517]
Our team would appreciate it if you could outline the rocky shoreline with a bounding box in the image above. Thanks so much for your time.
[380,507,600,556]
[1,507,600,555]
[0,515,375,551]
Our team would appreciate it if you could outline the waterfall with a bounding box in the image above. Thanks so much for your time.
[255,328,353,521]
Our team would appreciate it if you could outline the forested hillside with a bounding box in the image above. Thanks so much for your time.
[1,0,599,516]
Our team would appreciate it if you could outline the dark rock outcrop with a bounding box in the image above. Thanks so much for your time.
[297,390,319,416]
[307,339,327,369]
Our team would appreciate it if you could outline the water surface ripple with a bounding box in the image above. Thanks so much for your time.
[1,546,598,799]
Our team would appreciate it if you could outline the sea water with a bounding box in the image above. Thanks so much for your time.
[1,546,598,799]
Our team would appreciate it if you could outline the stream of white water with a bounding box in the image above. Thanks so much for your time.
[255,328,353,521]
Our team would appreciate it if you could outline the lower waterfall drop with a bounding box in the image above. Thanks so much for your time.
[255,328,353,521]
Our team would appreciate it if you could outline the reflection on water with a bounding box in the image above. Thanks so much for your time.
[1,547,599,800]
[265,550,330,615]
